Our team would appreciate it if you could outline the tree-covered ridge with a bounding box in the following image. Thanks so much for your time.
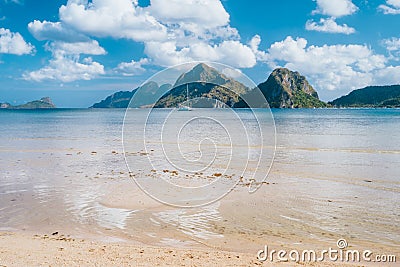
[329,85,400,107]
[91,63,400,109]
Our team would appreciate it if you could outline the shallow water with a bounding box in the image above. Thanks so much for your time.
[0,108,399,253]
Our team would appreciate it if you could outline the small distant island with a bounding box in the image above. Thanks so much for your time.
[91,63,400,109]
[0,97,56,109]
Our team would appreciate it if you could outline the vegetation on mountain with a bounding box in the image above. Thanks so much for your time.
[91,63,400,109]
[329,85,400,107]
[257,68,327,108]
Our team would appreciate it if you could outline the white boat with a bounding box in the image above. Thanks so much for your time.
[178,84,192,111]
[178,105,192,111]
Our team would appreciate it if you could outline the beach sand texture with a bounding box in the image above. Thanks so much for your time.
[0,109,399,266]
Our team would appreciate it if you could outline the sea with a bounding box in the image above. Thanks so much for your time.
[0,108,399,252]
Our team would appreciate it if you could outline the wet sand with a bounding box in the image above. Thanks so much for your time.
[1,109,399,266]
[1,146,399,266]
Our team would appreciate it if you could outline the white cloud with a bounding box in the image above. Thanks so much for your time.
[307,0,357,35]
[55,0,255,68]
[23,40,105,82]
[306,18,355,34]
[263,36,387,92]
[383,37,400,51]
[47,40,106,55]
[144,40,256,68]
[26,14,108,82]
[375,66,400,84]
[0,28,34,55]
[249,34,261,52]
[59,0,167,42]
[213,41,256,68]
[313,0,358,17]
[382,37,400,59]
[28,20,89,42]
[149,0,229,26]
[248,34,268,61]
[378,0,400,14]
[148,0,229,36]
[24,54,105,82]
[26,0,257,74]
[115,58,149,76]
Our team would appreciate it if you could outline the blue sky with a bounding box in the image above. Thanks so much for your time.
[0,0,400,107]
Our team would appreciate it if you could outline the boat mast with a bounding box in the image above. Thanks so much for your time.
[187,84,190,107]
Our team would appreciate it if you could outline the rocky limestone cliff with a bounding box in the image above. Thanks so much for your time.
[91,65,328,109]
[258,68,327,108]
[155,63,250,108]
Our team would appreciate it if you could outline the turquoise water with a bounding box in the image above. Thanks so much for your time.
[0,108,399,250]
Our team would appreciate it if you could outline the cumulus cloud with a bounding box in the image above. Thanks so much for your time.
[144,40,256,68]
[307,0,358,34]
[312,0,358,17]
[57,0,250,67]
[149,0,229,27]
[378,0,400,14]
[59,0,167,42]
[47,40,106,55]
[0,28,34,55]
[27,12,107,82]
[147,0,230,37]
[23,40,105,82]
[263,36,387,92]
[305,18,355,34]
[375,66,400,84]
[27,0,257,75]
[115,58,149,76]
[24,55,104,82]
[28,20,89,42]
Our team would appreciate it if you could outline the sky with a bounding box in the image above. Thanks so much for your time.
[0,0,400,107]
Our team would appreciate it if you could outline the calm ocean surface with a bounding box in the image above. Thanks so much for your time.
[0,108,399,251]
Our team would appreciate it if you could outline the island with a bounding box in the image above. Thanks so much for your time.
[91,63,328,109]
[329,85,400,108]
[89,63,400,109]
[0,97,56,109]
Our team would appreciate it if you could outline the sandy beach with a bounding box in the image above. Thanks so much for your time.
[1,109,399,266]
[0,231,371,267]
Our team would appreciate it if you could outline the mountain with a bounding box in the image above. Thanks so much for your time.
[0,97,56,109]
[91,82,172,108]
[257,68,327,108]
[329,85,400,108]
[91,64,326,109]
[154,63,250,108]
[92,63,250,108]
[91,90,136,108]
